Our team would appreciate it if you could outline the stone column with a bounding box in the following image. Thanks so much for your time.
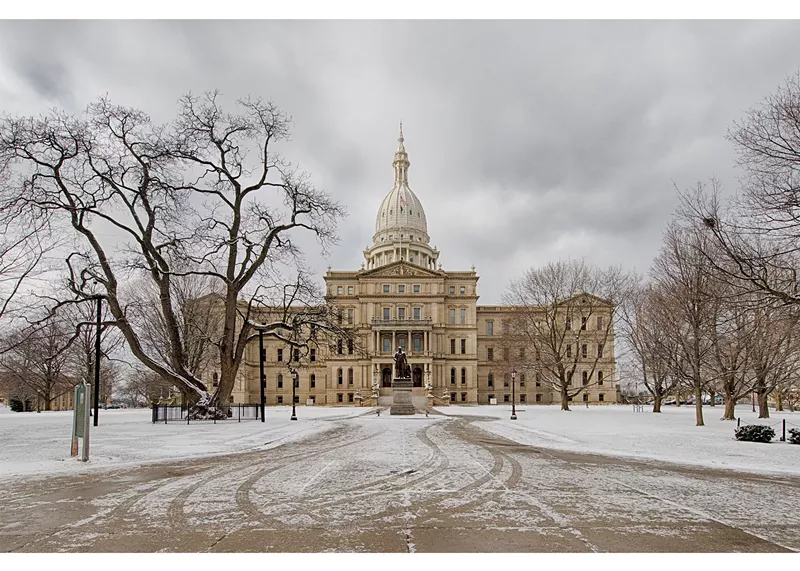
[392,330,396,352]
[408,329,412,355]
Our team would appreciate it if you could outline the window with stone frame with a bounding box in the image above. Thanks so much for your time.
[599,393,605,402]
[337,369,343,385]
[567,371,573,386]
[487,321,493,336]
[451,392,457,402]
[414,336,421,353]
[293,348,300,362]
[583,392,589,402]
[597,343,604,358]
[461,338,466,354]
[536,394,542,402]
[337,286,343,294]
[460,286,465,295]
[413,284,420,293]
[461,393,466,402]
[535,372,541,387]
[520,373,525,387]
[383,307,390,320]
[503,394,510,402]
[277,396,283,404]
[488,373,494,388]
[460,308,466,324]
[398,285,405,293]
[487,347,493,361]
[383,337,391,353]
[461,368,466,385]
[277,374,283,389]
[450,286,455,294]
[450,339,456,354]
[348,393,354,403]
[413,307,421,320]
[348,339,354,354]
[348,286,354,295]
[581,344,587,358]
[582,371,588,385]
[597,316,604,330]
[384,284,391,293]
[581,316,587,330]
[347,308,354,324]
[566,344,572,358]
[348,368,354,385]
[520,394,526,403]
[310,374,316,389]
[277,348,283,362]
[337,393,343,403]
[337,339,343,355]
[598,371,604,385]
[398,307,405,320]
[310,348,316,362]
[450,368,456,384]
[449,309,456,324]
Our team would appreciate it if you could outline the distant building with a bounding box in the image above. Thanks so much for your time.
[208,128,617,406]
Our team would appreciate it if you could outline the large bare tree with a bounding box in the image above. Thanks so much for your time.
[502,259,633,411]
[0,93,346,416]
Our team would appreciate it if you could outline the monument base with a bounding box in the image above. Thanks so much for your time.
[390,377,416,415]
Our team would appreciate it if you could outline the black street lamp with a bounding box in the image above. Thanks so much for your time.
[259,329,266,423]
[511,368,517,420]
[290,369,298,421]
[93,295,102,427]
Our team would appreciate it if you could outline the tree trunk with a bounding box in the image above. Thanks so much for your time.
[675,393,681,407]
[653,393,662,413]
[561,385,570,411]
[757,388,770,419]
[695,386,704,426]
[709,389,715,407]
[775,391,784,412]
[722,397,736,420]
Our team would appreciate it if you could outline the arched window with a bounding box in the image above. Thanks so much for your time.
[450,368,456,384]
[337,368,343,385]
[348,368,354,384]
[461,368,466,385]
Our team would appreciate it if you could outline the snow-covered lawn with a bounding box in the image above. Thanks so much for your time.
[0,405,375,481]
[435,404,800,477]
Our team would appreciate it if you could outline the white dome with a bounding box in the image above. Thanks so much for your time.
[372,128,430,246]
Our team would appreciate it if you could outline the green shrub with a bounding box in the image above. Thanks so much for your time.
[788,428,800,445]
[735,424,775,443]
[9,399,23,412]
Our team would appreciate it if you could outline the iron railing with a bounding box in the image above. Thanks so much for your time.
[151,403,262,424]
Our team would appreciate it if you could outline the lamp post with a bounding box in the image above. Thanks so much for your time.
[290,368,298,421]
[511,368,517,420]
[259,329,266,423]
[93,295,102,426]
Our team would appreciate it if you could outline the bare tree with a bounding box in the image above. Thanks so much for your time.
[502,259,633,411]
[0,93,346,416]
[618,283,682,413]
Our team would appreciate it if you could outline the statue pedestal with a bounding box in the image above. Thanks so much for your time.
[390,377,415,415]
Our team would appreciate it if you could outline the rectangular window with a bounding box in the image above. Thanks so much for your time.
[487,321,493,336]
[348,286,354,295]
[310,348,316,362]
[536,394,542,403]
[597,316,604,330]
[487,348,493,361]
[414,336,421,353]
[582,371,588,385]
[383,285,390,293]
[310,375,316,389]
[293,348,300,362]
[449,286,455,294]
[503,394,510,402]
[347,308,353,324]
[383,337,391,353]
[450,309,456,324]
[599,393,605,402]
[461,339,466,354]
[383,307,390,321]
[520,394,526,403]
[413,307,420,320]
[413,284,420,293]
[461,369,466,384]
[450,339,456,354]
[460,308,466,324]
[461,392,467,402]
[566,345,572,358]
[337,393,343,403]
[451,369,456,384]
[348,369,354,384]
[597,344,604,358]
[337,370,343,385]
[277,376,283,389]
[582,344,587,358]
[348,339,354,354]
[399,337,406,350]
[398,307,405,320]
[348,393,354,403]
[504,375,509,388]
[583,392,588,402]
[567,372,573,386]
[488,374,494,388]
[536,372,541,387]
[451,393,457,402]
[598,371,604,385]
[460,286,465,294]
[398,285,405,293]
[277,348,283,362]
[337,339,343,355]
[520,373,525,387]
[337,286,343,294]
[277,396,283,404]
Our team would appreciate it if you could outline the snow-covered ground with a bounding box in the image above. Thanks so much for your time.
[0,406,375,481]
[435,404,800,477]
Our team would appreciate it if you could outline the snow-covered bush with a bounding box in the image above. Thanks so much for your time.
[735,425,775,443]
[788,428,800,445]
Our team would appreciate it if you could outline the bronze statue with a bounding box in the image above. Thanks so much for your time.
[393,346,411,379]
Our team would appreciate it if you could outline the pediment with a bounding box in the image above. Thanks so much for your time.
[360,261,441,279]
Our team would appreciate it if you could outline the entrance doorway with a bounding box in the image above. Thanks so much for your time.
[382,367,392,387]
[413,367,423,387]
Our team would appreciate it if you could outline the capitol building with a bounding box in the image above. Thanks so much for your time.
[229,128,617,407]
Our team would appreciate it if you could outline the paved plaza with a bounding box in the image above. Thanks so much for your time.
[1,412,798,553]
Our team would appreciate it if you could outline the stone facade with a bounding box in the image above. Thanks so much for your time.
[224,127,617,406]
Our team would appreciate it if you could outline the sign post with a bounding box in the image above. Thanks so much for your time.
[71,383,91,461]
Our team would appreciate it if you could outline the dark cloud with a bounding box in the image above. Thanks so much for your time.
[1,20,799,303]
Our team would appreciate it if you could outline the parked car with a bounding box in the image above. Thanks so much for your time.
[687,397,696,405]
[663,399,677,405]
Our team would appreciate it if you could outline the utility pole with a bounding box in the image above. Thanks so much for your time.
[93,296,102,426]
[259,328,266,422]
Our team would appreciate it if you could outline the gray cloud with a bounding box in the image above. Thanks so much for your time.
[1,20,799,303]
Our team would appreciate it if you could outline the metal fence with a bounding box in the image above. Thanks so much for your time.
[151,403,262,424]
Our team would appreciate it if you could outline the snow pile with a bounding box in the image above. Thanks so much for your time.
[0,403,10,414]
[435,404,800,476]
[0,406,375,481]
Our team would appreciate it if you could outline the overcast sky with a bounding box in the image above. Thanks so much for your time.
[2,20,799,304]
